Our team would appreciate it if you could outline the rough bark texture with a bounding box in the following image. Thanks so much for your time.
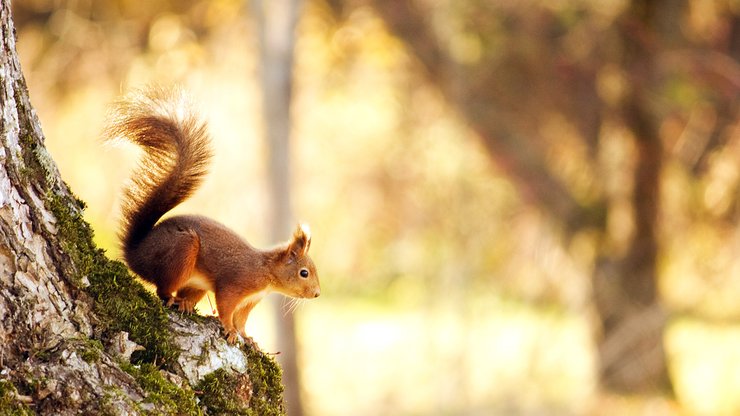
[0,1,285,414]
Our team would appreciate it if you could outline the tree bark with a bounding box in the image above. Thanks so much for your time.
[0,1,285,414]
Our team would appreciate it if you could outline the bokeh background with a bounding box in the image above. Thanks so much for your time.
[11,0,740,415]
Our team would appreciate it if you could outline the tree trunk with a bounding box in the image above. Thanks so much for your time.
[252,0,305,415]
[593,0,670,393]
[0,1,285,414]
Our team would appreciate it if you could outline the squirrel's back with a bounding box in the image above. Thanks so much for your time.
[105,87,213,253]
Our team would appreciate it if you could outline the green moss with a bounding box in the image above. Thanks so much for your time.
[46,192,180,366]
[74,337,104,364]
[86,257,180,365]
[121,363,201,415]
[0,381,34,416]
[242,345,285,416]
[196,345,285,416]
[195,369,252,415]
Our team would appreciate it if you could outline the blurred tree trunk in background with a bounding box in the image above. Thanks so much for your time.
[253,0,305,415]
[366,0,739,394]
[592,0,667,391]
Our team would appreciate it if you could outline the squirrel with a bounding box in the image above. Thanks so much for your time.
[106,87,320,345]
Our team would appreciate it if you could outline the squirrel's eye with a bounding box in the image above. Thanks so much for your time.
[299,268,309,278]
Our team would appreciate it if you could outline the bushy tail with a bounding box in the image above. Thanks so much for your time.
[106,87,213,252]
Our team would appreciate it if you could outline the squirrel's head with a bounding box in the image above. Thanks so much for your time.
[272,223,320,299]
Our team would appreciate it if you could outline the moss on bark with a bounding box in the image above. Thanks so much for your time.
[0,381,35,416]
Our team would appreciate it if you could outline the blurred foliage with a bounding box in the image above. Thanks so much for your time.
[12,0,740,414]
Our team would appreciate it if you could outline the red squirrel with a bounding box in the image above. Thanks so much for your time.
[106,87,320,344]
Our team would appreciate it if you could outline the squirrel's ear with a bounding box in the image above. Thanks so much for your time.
[288,223,311,259]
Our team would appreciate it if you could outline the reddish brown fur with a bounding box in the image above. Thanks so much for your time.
[108,88,320,344]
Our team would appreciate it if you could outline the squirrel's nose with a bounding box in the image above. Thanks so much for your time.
[313,289,320,298]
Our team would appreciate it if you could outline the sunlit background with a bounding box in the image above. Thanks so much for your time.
[12,0,740,414]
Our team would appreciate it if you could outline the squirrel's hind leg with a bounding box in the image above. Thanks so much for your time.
[153,228,200,308]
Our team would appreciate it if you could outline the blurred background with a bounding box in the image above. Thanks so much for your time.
[11,0,740,414]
